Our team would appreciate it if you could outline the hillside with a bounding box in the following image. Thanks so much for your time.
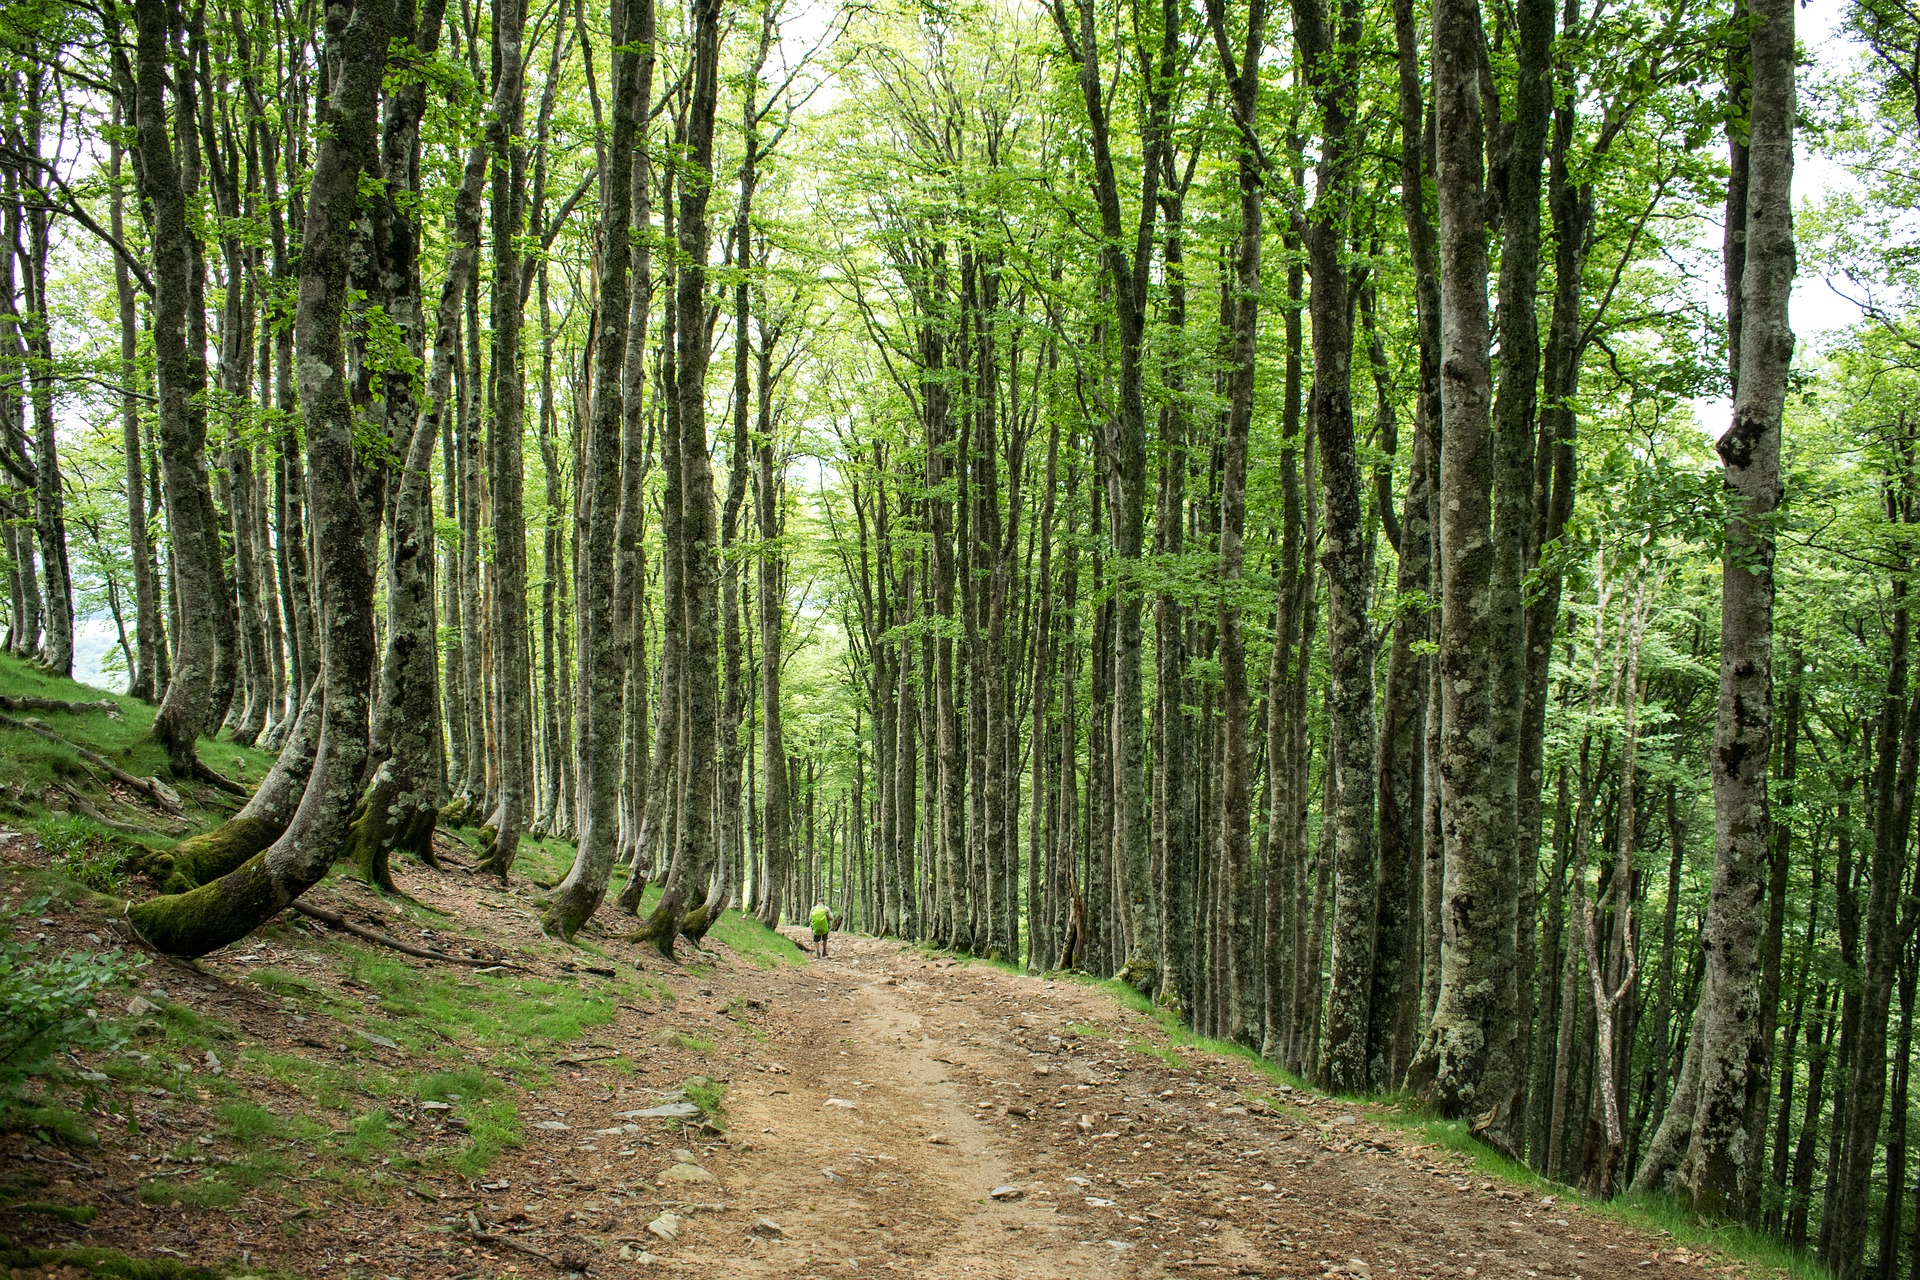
[0,656,1788,1280]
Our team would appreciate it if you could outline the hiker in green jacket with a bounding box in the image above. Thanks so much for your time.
[810,901,834,958]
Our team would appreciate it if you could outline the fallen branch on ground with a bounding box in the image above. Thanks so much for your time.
[50,781,184,836]
[0,713,182,813]
[290,900,526,970]
[0,695,120,719]
[458,1230,565,1271]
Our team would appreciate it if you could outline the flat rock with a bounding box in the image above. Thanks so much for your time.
[750,1217,785,1238]
[659,1162,718,1185]
[617,1103,702,1120]
[126,996,160,1017]
[990,1185,1023,1200]
[647,1211,682,1242]
[531,1120,572,1131]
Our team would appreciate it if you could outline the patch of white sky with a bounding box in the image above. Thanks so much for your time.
[1693,0,1869,435]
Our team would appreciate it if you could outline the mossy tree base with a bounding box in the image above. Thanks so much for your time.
[681,901,715,943]
[632,888,690,960]
[126,853,278,958]
[1114,954,1158,994]
[141,814,283,895]
[615,861,647,914]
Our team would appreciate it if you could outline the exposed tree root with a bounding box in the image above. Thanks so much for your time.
[290,900,524,969]
[0,712,182,813]
[189,758,249,796]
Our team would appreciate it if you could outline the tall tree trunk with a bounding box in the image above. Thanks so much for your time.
[1407,0,1520,1143]
[20,84,73,681]
[638,0,723,955]
[1653,0,1793,1217]
[546,0,643,936]
[477,0,532,880]
[1298,0,1378,1078]
[1204,0,1266,1046]
[129,0,394,955]
[1049,0,1168,991]
[133,0,226,778]
[110,121,162,701]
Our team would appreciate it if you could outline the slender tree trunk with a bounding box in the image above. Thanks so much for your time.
[110,120,162,702]
[477,0,532,880]
[1657,0,1793,1216]
[639,0,723,954]
[1407,0,1521,1144]
[546,0,644,935]
[133,0,225,778]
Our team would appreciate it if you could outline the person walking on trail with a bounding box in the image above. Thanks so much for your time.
[810,900,834,958]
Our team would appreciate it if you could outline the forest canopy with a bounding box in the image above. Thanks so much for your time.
[0,0,1916,1269]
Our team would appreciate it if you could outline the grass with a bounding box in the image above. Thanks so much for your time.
[683,1075,725,1126]
[0,651,278,838]
[418,1067,522,1176]
[337,948,624,1053]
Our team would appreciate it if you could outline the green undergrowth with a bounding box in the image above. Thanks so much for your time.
[610,878,807,968]
[0,1238,232,1279]
[0,651,278,837]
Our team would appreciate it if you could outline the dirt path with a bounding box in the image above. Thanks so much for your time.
[2,838,1749,1280]
[524,935,1729,1280]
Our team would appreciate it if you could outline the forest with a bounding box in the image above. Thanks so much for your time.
[1,0,1915,1267]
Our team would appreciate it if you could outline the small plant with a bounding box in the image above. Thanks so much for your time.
[35,816,128,894]
[0,894,144,1128]
[682,1075,725,1119]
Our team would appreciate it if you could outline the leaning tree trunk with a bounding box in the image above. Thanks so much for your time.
[128,0,394,957]
[143,686,321,895]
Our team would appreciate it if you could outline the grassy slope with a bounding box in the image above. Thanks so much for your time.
[0,652,279,850]
[0,650,805,1279]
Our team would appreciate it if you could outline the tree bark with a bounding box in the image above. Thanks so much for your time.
[477,0,533,881]
[132,0,226,778]
[637,0,723,955]
[129,0,394,956]
[546,0,643,936]
[1663,0,1793,1217]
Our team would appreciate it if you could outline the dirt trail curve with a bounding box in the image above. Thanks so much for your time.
[609,936,1723,1280]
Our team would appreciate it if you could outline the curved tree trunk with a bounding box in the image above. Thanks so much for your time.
[146,686,320,895]
[127,0,393,958]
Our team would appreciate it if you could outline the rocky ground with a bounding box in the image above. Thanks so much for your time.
[1,832,1747,1280]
